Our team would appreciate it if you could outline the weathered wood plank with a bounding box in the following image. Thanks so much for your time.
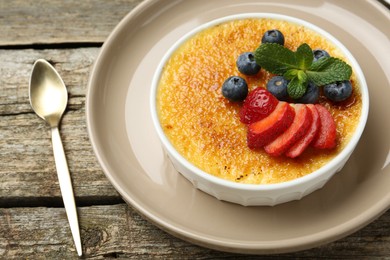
[0,0,144,46]
[0,48,121,205]
[0,204,389,259]
[0,109,121,205]
[0,48,98,115]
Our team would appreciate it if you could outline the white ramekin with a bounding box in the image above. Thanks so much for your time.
[150,13,369,206]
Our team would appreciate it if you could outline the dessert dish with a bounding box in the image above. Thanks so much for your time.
[150,13,368,205]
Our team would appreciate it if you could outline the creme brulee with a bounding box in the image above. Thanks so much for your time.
[156,18,362,184]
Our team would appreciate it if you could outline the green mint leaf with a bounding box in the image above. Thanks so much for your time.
[254,42,352,99]
[297,70,308,85]
[254,43,301,74]
[283,69,308,85]
[284,70,308,99]
[283,69,299,80]
[287,76,307,99]
[296,43,313,70]
[306,57,352,86]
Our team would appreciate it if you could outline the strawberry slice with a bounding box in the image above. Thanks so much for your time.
[264,104,313,156]
[286,104,320,158]
[312,104,337,149]
[239,87,279,124]
[247,102,295,149]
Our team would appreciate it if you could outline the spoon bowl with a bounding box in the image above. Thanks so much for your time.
[29,60,67,127]
[29,59,82,256]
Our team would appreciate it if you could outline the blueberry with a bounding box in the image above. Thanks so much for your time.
[313,49,330,62]
[295,82,319,104]
[266,76,289,101]
[236,52,261,75]
[222,76,248,102]
[323,80,353,102]
[261,29,285,45]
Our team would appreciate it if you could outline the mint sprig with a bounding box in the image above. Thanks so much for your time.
[254,43,352,99]
[306,56,352,86]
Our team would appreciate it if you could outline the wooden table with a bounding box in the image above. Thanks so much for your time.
[1,0,389,258]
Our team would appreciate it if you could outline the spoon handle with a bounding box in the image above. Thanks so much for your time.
[51,127,83,256]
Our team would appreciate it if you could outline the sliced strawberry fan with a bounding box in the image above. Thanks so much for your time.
[240,88,337,157]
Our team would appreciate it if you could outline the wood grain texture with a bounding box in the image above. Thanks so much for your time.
[0,205,389,259]
[0,48,121,206]
[0,48,98,115]
[0,0,144,45]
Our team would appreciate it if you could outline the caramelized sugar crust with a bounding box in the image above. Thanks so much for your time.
[157,18,362,184]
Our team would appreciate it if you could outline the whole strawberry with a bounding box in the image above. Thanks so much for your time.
[239,87,279,124]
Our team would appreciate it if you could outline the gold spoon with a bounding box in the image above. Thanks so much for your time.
[29,59,82,256]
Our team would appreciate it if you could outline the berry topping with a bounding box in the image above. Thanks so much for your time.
[255,43,352,100]
[264,104,312,156]
[313,49,330,62]
[221,30,347,157]
[312,104,337,149]
[239,88,279,124]
[266,76,289,101]
[247,102,295,149]
[323,80,353,102]
[221,76,248,102]
[286,104,320,158]
[236,52,261,75]
[261,29,285,46]
[295,82,319,104]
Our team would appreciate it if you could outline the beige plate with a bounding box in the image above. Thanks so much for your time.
[86,0,390,254]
